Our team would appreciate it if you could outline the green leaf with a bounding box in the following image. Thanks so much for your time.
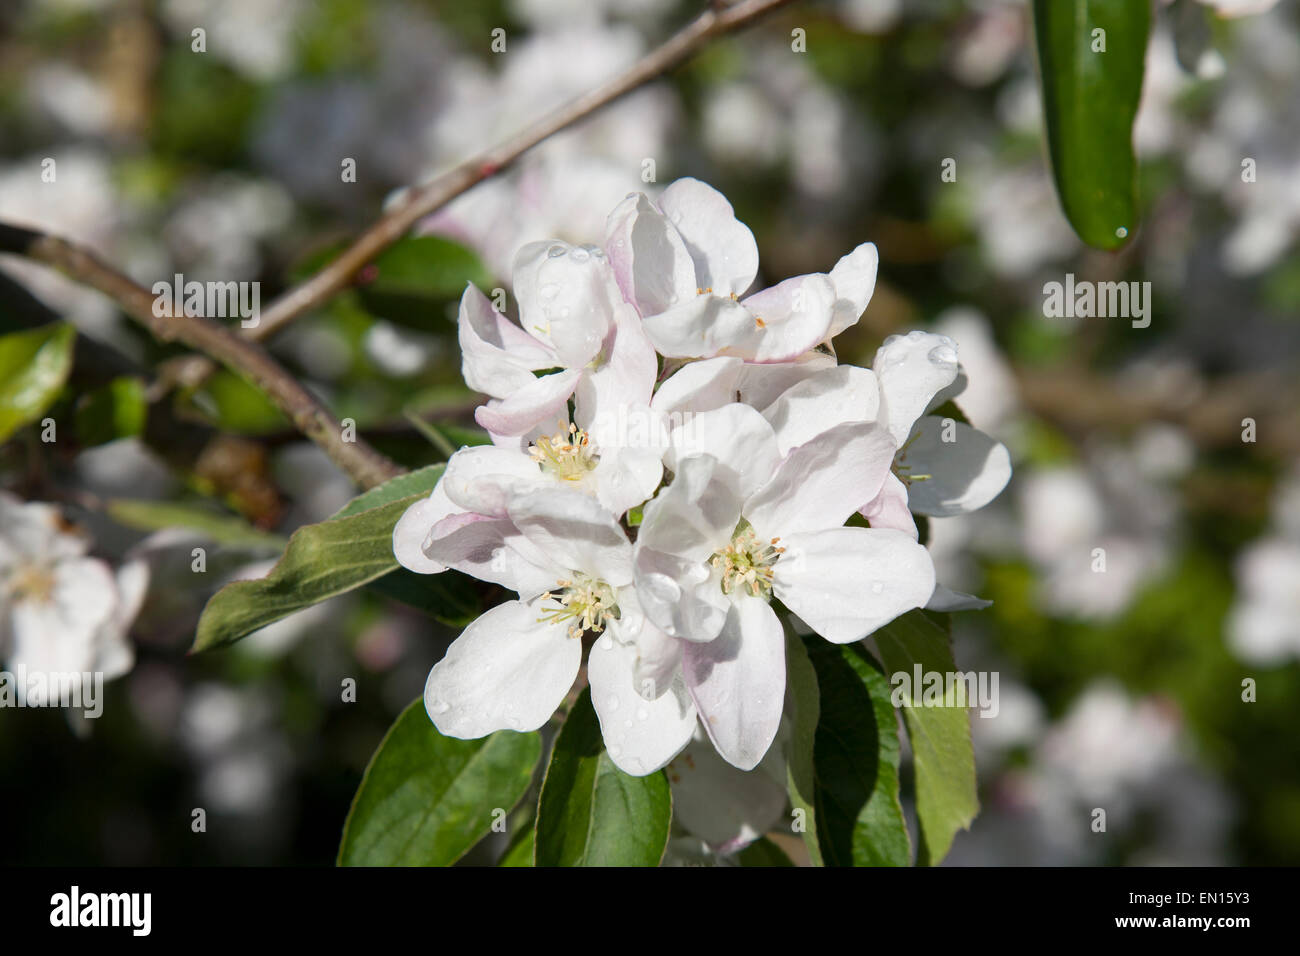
[366,567,480,628]
[737,837,796,867]
[807,639,911,867]
[357,236,492,327]
[339,699,542,866]
[872,611,979,865]
[0,322,75,443]
[74,376,147,446]
[783,630,823,866]
[107,498,287,549]
[499,825,535,867]
[192,466,444,651]
[534,688,672,866]
[1032,0,1150,249]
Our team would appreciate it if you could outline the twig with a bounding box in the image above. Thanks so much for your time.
[163,0,798,387]
[0,223,403,489]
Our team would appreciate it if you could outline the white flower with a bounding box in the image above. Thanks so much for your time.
[411,487,696,776]
[1227,471,1300,662]
[606,178,879,363]
[634,412,934,769]
[0,493,147,695]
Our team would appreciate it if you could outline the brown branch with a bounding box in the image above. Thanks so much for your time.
[0,223,403,489]
[161,0,798,389]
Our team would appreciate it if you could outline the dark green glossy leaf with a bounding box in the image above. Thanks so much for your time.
[808,639,911,867]
[873,610,979,865]
[784,630,823,866]
[737,837,796,867]
[534,688,672,866]
[0,322,74,443]
[339,699,541,866]
[1033,0,1150,249]
[74,376,147,446]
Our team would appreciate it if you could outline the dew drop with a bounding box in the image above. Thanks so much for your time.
[571,246,590,263]
[599,636,614,650]
[429,700,450,715]
[547,244,566,258]
[538,282,559,300]
[608,696,620,711]
[928,344,957,367]
[610,744,623,757]
[872,580,884,594]
[624,718,634,728]
[636,707,648,721]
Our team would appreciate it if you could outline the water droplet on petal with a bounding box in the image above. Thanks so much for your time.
[599,636,614,650]
[610,744,623,758]
[636,707,648,721]
[872,580,884,594]
[571,246,590,263]
[539,282,559,300]
[429,700,450,715]
[608,696,620,711]
[547,244,566,258]
[928,344,957,367]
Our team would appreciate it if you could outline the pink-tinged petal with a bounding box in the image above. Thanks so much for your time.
[745,421,896,539]
[872,330,960,447]
[682,592,785,771]
[901,417,1012,517]
[640,293,755,359]
[667,735,789,850]
[736,349,838,408]
[512,240,617,368]
[652,357,744,416]
[575,301,659,430]
[424,512,563,601]
[605,191,697,316]
[609,596,684,699]
[826,241,879,338]
[762,365,882,455]
[658,178,759,297]
[473,367,581,437]
[774,527,935,643]
[424,598,580,738]
[588,634,696,776]
[440,445,544,517]
[394,483,463,574]
[738,273,837,363]
[860,471,918,539]
[457,284,555,398]
[666,403,781,500]
[507,488,633,587]
[638,454,742,564]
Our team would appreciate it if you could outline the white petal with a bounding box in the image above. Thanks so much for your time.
[735,349,838,408]
[637,454,742,563]
[457,284,555,397]
[633,545,730,644]
[393,480,462,573]
[681,592,785,771]
[739,273,837,362]
[774,528,935,643]
[575,301,658,427]
[826,241,879,338]
[872,330,960,446]
[605,191,697,316]
[666,403,781,500]
[473,368,582,437]
[658,177,759,297]
[668,736,789,850]
[512,240,616,368]
[902,417,1012,517]
[424,512,564,600]
[762,364,881,455]
[440,444,545,517]
[651,356,744,417]
[425,598,580,737]
[588,635,696,776]
[859,471,918,539]
[9,558,117,679]
[745,421,896,538]
[640,293,756,360]
[507,488,633,587]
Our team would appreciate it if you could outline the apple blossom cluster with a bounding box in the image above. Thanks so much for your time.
[393,178,1011,776]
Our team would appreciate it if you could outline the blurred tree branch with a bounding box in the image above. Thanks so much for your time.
[160,0,798,388]
[0,223,402,489]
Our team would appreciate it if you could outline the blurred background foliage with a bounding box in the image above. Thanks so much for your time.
[0,0,1297,864]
